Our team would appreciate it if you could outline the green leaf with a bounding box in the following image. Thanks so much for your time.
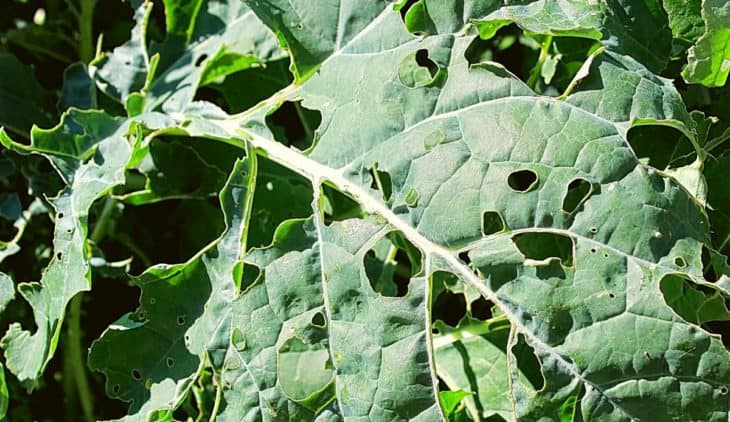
[437,389,470,417]
[93,0,285,113]
[682,0,730,87]
[201,6,727,418]
[59,63,97,111]
[3,2,730,420]
[662,0,704,50]
[472,0,673,72]
[0,110,134,385]
[242,0,394,82]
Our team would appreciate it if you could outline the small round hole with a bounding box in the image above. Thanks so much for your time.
[131,369,142,380]
[166,357,175,368]
[608,292,615,299]
[590,247,597,253]
[507,170,538,192]
[719,385,728,395]
[674,256,687,268]
[176,315,186,326]
[57,212,64,219]
[56,252,63,260]
[589,227,599,234]
[112,384,120,394]
[311,312,326,327]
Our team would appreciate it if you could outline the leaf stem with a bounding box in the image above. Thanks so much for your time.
[78,0,97,63]
[526,35,552,89]
[209,378,223,422]
[64,196,116,422]
[66,294,95,422]
[90,196,116,244]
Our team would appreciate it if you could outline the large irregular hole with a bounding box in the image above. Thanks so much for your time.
[100,198,225,274]
[561,178,592,213]
[512,232,574,267]
[464,36,496,66]
[234,262,261,294]
[627,125,693,169]
[512,334,546,391]
[249,157,313,248]
[701,246,725,282]
[469,25,533,81]
[482,211,505,236]
[321,183,364,225]
[266,100,321,151]
[469,297,494,320]
[396,0,435,36]
[660,275,730,343]
[364,231,422,297]
[196,59,292,113]
[431,272,467,327]
[507,169,539,192]
[368,164,393,202]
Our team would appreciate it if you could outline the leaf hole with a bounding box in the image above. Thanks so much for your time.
[608,292,616,299]
[561,178,592,213]
[431,273,467,327]
[507,169,538,192]
[458,250,471,266]
[166,357,175,368]
[368,164,392,201]
[131,369,142,380]
[112,384,120,394]
[176,315,186,326]
[231,327,247,351]
[396,0,420,19]
[590,247,597,253]
[235,262,261,294]
[195,54,208,67]
[589,226,599,234]
[398,48,441,88]
[701,246,723,282]
[470,297,494,320]
[57,212,64,219]
[321,183,364,225]
[265,100,321,150]
[464,36,495,66]
[482,211,505,236]
[56,252,63,260]
[311,311,326,327]
[627,125,692,169]
[513,334,545,391]
[405,187,419,207]
[660,275,730,345]
[513,232,574,267]
[364,231,422,297]
[720,386,728,395]
[674,256,687,268]
[415,49,438,77]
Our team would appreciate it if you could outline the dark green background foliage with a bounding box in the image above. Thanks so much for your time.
[0,0,728,421]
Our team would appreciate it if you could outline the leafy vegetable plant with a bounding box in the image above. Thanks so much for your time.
[0,0,729,420]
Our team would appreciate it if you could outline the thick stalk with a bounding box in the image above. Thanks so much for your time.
[78,0,97,63]
[64,197,115,421]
